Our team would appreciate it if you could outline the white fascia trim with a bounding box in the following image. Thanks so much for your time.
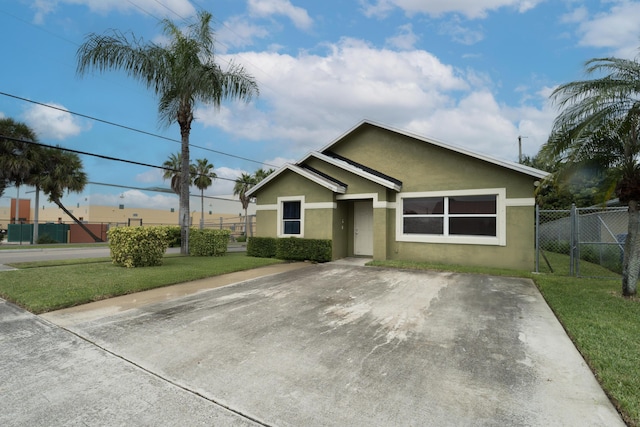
[304,152,402,192]
[395,188,507,246]
[505,198,536,207]
[306,202,337,209]
[247,163,346,197]
[277,196,305,238]
[255,204,277,211]
[336,193,394,209]
[290,164,347,194]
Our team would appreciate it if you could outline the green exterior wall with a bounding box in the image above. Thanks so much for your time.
[250,123,542,270]
[329,125,534,198]
[386,206,535,270]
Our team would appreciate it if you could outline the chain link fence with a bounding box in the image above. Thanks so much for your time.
[536,205,628,277]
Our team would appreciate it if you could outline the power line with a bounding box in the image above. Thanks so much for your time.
[1,4,281,167]
[88,181,244,203]
[0,134,245,184]
[0,91,276,168]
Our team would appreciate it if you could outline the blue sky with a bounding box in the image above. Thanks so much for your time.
[2,0,640,210]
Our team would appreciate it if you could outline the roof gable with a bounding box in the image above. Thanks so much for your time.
[319,120,548,180]
[298,151,402,191]
[246,163,346,197]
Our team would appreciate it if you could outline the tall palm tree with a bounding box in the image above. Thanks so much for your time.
[192,158,216,229]
[233,173,256,237]
[77,10,259,254]
[544,55,640,297]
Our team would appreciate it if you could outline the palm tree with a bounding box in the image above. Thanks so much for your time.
[544,55,640,297]
[233,173,256,237]
[33,147,103,242]
[77,10,259,255]
[0,118,40,221]
[162,152,188,195]
[254,168,275,183]
[192,158,216,229]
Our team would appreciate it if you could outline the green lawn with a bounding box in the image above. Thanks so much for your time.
[0,253,283,314]
[370,254,639,427]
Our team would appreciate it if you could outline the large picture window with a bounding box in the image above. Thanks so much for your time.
[397,189,505,245]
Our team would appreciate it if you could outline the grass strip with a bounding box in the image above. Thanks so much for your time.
[0,253,283,314]
[7,258,112,269]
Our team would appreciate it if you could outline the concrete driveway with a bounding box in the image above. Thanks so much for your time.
[2,262,623,426]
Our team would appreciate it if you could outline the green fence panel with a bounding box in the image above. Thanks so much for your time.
[7,224,33,243]
[38,223,69,243]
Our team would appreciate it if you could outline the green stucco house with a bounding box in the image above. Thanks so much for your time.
[247,121,548,270]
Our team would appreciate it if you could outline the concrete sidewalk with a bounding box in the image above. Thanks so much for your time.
[29,262,624,426]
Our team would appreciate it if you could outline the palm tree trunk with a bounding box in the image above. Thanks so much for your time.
[200,189,204,230]
[179,127,190,255]
[33,186,40,244]
[52,197,103,242]
[244,207,249,237]
[622,200,639,297]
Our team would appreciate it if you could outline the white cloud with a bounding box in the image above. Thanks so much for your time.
[571,2,640,58]
[22,103,86,140]
[216,16,270,53]
[135,169,163,184]
[360,0,542,19]
[248,0,313,30]
[197,36,554,164]
[439,17,484,45]
[198,37,470,157]
[385,24,419,50]
[31,0,196,23]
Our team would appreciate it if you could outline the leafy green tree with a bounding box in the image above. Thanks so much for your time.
[522,154,612,209]
[543,55,640,296]
[77,10,259,254]
[192,158,216,229]
[0,118,39,209]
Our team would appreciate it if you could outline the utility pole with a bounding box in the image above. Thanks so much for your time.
[518,135,528,163]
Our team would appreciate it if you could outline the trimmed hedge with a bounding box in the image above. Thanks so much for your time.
[248,237,332,262]
[189,228,230,256]
[276,237,332,262]
[108,226,170,268]
[247,237,277,258]
[166,226,181,248]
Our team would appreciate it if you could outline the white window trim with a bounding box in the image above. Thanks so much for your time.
[336,192,395,209]
[277,196,305,238]
[396,188,507,246]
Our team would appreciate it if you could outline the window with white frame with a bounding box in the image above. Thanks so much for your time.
[282,200,301,234]
[397,189,505,245]
[277,196,304,237]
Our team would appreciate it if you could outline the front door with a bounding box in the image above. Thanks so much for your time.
[354,201,373,256]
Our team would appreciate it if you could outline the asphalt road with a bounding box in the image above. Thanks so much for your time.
[0,245,245,265]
